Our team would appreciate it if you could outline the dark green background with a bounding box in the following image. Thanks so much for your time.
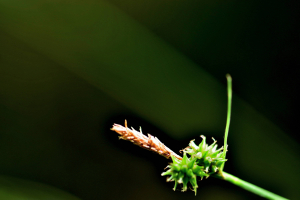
[0,0,299,199]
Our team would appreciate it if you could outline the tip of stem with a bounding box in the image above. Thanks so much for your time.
[226,74,232,82]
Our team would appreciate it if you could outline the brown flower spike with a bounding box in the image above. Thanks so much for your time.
[111,120,182,160]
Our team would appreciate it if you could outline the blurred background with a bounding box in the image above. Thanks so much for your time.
[0,0,299,199]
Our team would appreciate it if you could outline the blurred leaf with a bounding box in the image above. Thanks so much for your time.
[0,175,80,200]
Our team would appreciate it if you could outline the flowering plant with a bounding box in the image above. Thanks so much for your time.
[111,75,288,200]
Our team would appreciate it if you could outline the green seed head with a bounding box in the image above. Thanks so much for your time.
[184,135,226,174]
[162,135,227,194]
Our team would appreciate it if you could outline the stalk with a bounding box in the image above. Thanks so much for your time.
[217,74,288,199]
[213,172,288,200]
[220,74,232,172]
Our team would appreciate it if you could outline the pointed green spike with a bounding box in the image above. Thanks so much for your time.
[217,151,224,158]
[173,164,181,172]
[182,176,189,192]
[195,168,207,177]
[215,160,227,168]
[167,176,174,182]
[161,169,173,176]
[198,135,206,152]
[211,151,220,158]
[171,155,180,164]
[211,165,218,172]
[192,165,204,174]
[202,149,209,158]
[204,166,209,173]
[173,181,178,191]
[189,175,198,195]
[181,164,188,173]
[177,172,184,184]
[184,148,194,155]
[211,144,218,152]
[195,152,202,159]
[208,138,217,149]
[186,169,194,177]
[189,140,199,151]
[187,157,196,169]
[211,147,223,158]
[215,158,227,162]
[197,170,209,178]
[189,174,197,185]
[182,153,188,165]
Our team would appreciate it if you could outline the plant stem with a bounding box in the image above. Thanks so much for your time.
[213,172,288,200]
[220,74,232,171]
[215,75,288,199]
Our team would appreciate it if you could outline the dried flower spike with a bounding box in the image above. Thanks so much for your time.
[111,120,182,160]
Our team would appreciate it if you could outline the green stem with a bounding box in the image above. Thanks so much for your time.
[213,75,288,199]
[213,172,288,200]
[220,74,232,171]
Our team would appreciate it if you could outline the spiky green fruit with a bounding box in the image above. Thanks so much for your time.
[162,154,204,195]
[162,153,203,193]
[185,135,226,174]
[162,135,227,194]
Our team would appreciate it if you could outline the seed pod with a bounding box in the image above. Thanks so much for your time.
[184,135,226,174]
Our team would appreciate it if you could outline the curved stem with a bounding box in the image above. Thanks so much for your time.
[220,74,232,171]
[213,172,288,200]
